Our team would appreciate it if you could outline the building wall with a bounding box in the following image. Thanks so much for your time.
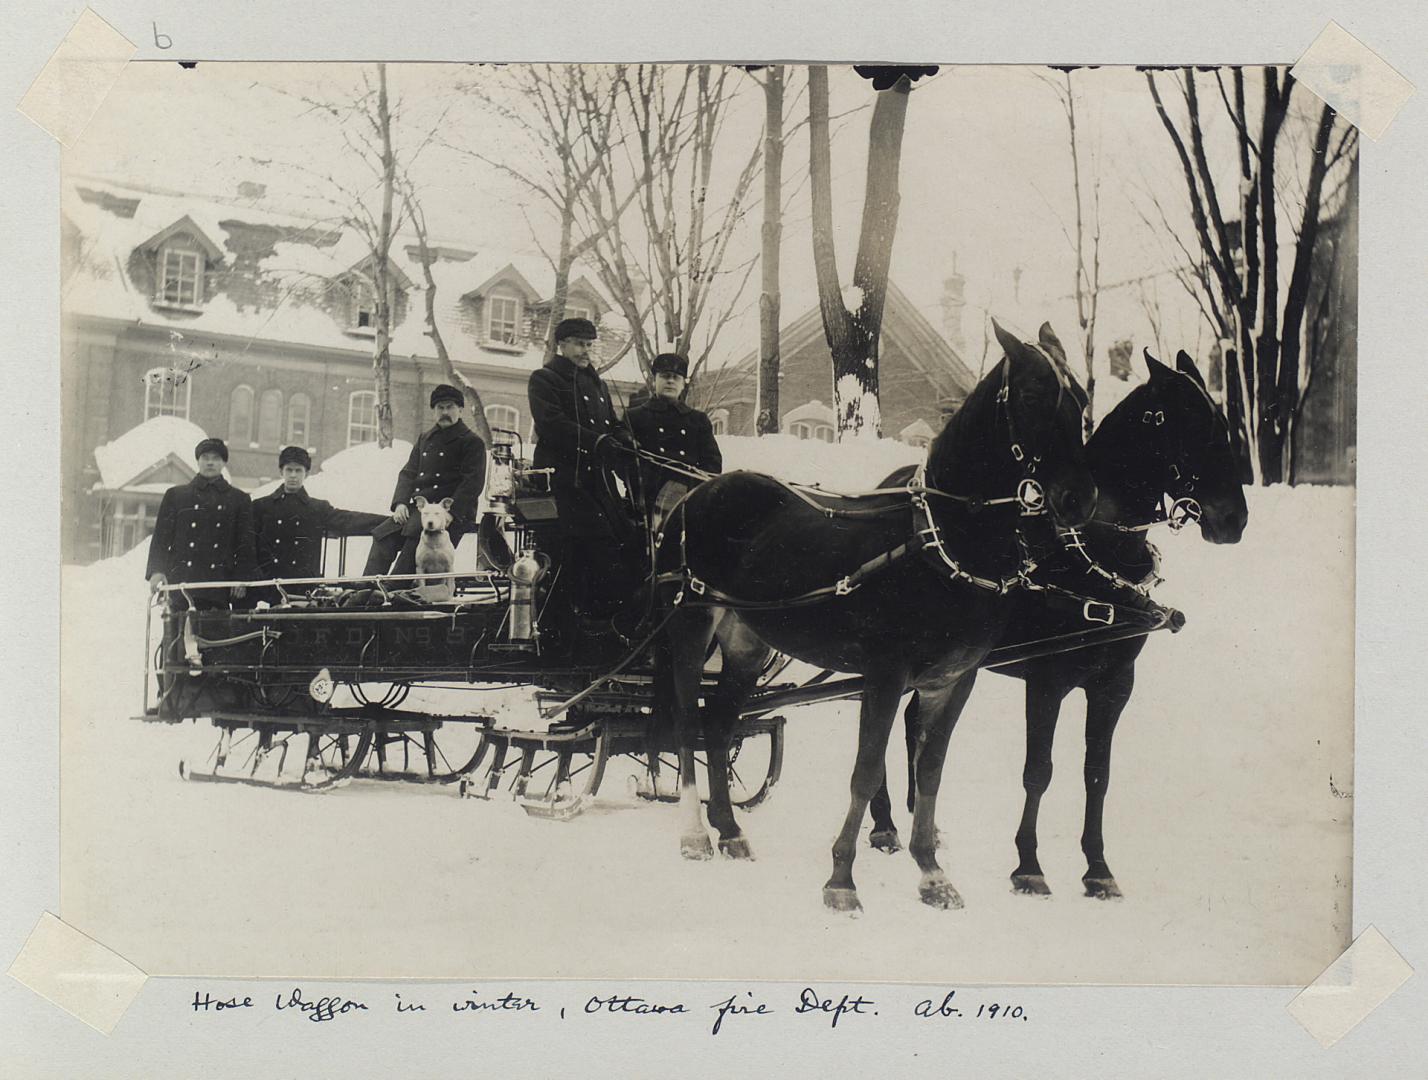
[692,328,966,441]
[62,318,548,563]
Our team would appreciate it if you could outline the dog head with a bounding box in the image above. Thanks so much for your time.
[413,496,454,534]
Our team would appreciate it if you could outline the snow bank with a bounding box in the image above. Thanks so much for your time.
[92,415,209,488]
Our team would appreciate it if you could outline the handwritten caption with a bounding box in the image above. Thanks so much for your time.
[192,986,1029,1035]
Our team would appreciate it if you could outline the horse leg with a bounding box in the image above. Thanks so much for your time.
[908,670,978,910]
[1011,675,1072,896]
[1082,663,1134,899]
[666,608,719,860]
[823,667,908,912]
[868,776,901,854]
[703,616,768,860]
[868,693,917,853]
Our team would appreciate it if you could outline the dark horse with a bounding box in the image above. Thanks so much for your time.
[868,339,1249,900]
[656,322,1096,912]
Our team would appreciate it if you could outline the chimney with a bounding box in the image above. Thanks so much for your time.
[940,253,966,356]
[237,181,267,200]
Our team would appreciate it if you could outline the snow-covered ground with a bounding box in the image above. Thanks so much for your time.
[57,437,1353,985]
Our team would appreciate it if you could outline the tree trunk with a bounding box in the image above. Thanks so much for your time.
[756,66,784,436]
[373,63,396,448]
[809,66,911,439]
[407,199,493,446]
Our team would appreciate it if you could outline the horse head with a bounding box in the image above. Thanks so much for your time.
[927,320,1097,536]
[1094,349,1248,544]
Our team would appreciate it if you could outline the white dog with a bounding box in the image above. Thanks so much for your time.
[413,496,456,600]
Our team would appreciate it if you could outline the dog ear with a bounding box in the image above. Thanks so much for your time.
[414,496,428,509]
[440,498,454,511]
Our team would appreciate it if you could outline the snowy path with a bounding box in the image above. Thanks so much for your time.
[58,486,1352,985]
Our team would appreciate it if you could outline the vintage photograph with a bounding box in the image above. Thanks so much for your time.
[58,61,1355,983]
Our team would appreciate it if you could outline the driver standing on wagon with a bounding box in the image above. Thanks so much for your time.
[527,317,640,638]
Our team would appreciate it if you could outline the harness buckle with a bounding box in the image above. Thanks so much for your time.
[1010,443,1024,462]
[835,576,857,597]
[687,575,707,596]
[1083,600,1116,625]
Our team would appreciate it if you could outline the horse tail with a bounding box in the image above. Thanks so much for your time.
[903,691,921,815]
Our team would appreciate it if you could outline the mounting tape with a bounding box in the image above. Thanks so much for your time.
[17,7,136,147]
[8,913,149,1035]
[1286,926,1413,1049]
[1290,21,1414,140]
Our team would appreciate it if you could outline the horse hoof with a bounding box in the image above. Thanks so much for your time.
[919,880,965,910]
[822,886,863,913]
[1011,873,1052,896]
[681,834,714,861]
[869,829,902,854]
[1083,876,1123,900]
[719,836,754,860]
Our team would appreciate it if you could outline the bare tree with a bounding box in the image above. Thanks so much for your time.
[1146,66,1356,483]
[808,65,926,439]
[253,64,453,448]
[571,65,764,386]
[451,66,639,365]
[755,65,786,435]
[398,178,493,446]
[1035,68,1103,436]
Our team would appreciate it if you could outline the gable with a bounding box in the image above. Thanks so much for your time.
[465,263,541,304]
[137,214,224,262]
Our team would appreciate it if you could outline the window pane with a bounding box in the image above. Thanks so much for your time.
[146,367,191,420]
[287,394,310,445]
[488,296,520,343]
[258,389,283,446]
[229,386,253,442]
[485,404,519,432]
[347,391,378,447]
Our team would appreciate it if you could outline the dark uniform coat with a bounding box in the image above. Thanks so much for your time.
[145,475,257,585]
[362,418,488,577]
[251,488,390,579]
[527,355,634,541]
[389,418,488,531]
[624,396,722,508]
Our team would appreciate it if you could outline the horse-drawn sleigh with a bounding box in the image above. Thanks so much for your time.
[138,322,1246,912]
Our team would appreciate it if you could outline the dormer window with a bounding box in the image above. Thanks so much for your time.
[565,303,593,324]
[157,245,203,306]
[487,294,522,346]
[350,278,380,332]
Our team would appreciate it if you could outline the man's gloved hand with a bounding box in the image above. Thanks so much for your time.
[597,429,637,462]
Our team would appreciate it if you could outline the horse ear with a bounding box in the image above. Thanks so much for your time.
[1037,322,1067,365]
[991,318,1023,362]
[1176,349,1209,391]
[1143,347,1172,383]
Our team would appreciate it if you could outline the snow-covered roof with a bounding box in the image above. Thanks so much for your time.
[783,400,835,425]
[92,415,209,489]
[62,176,644,384]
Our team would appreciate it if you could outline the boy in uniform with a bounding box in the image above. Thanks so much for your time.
[145,437,256,609]
[624,351,722,533]
[250,445,392,598]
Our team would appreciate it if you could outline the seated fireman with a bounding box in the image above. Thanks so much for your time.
[623,351,722,530]
[145,437,256,609]
[363,384,487,577]
[526,317,640,624]
[250,445,392,596]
